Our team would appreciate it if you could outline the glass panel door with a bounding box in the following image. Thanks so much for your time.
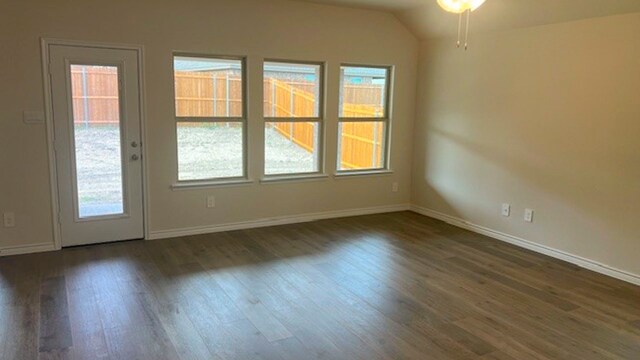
[69,64,125,218]
[50,44,143,247]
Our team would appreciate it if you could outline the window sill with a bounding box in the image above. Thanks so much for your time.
[334,169,394,178]
[171,179,254,190]
[260,173,329,184]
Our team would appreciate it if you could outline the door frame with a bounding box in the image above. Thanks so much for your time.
[41,38,150,249]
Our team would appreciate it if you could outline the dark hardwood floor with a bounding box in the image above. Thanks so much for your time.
[1,211,639,359]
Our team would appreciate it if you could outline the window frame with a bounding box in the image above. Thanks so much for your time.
[172,53,249,184]
[262,58,326,178]
[336,63,393,175]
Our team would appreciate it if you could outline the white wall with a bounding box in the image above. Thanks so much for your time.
[2,0,637,285]
[0,0,418,250]
[413,13,640,278]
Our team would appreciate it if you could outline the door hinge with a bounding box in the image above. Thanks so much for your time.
[57,212,62,225]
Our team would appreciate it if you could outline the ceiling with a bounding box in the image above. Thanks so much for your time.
[296,0,640,39]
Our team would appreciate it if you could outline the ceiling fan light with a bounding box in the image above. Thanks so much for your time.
[437,0,486,14]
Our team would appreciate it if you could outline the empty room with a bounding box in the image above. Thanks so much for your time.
[0,0,639,359]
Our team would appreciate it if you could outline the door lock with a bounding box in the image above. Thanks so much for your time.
[131,154,139,161]
[131,141,139,148]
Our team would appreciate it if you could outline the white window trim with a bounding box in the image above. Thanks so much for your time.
[171,178,254,190]
[334,169,393,178]
[337,64,393,174]
[262,59,326,178]
[260,173,329,184]
[172,53,249,184]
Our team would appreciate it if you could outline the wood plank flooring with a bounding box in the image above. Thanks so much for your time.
[0,211,638,359]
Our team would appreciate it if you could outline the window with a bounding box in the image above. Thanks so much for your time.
[337,65,391,172]
[173,55,246,181]
[70,65,124,217]
[263,61,323,176]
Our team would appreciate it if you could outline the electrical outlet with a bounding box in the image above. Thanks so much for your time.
[524,208,534,223]
[501,203,510,217]
[3,212,15,227]
[206,196,215,208]
[392,182,399,193]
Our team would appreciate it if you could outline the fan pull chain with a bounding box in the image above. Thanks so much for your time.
[464,9,471,50]
[455,9,472,50]
[456,12,463,48]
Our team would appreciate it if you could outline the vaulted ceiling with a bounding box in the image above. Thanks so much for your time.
[296,0,640,39]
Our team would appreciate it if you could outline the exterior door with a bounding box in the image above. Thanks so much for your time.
[49,44,144,246]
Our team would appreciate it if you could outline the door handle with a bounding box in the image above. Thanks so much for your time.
[131,141,139,148]
[131,154,139,161]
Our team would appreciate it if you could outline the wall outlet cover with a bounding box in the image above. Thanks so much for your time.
[501,203,511,217]
[524,208,534,223]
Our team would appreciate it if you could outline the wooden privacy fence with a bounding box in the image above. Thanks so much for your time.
[71,67,386,169]
[341,84,385,117]
[71,65,120,124]
[174,71,244,117]
[262,78,385,169]
[342,103,384,118]
[268,122,316,153]
[263,78,316,118]
[271,119,384,170]
[339,121,385,169]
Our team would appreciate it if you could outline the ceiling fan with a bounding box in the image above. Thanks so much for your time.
[437,0,487,49]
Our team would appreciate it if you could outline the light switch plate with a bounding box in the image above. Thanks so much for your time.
[23,111,45,124]
[3,212,15,227]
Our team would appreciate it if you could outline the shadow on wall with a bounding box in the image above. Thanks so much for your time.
[414,20,640,265]
[412,175,462,220]
[415,120,637,254]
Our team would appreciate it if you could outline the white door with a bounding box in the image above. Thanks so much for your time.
[49,44,144,247]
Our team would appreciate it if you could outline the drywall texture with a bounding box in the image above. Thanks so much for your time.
[0,0,417,249]
[413,13,640,276]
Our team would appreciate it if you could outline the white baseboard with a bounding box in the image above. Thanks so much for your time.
[410,205,640,286]
[0,242,57,257]
[6,203,638,287]
[148,204,411,240]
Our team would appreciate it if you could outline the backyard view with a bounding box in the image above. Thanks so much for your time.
[172,57,389,178]
[176,122,317,180]
[69,61,388,213]
[71,65,124,218]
